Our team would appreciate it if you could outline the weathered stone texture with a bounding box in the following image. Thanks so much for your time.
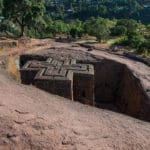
[73,73,94,105]
[90,59,150,121]
[20,55,94,105]
[20,54,150,121]
[116,66,150,119]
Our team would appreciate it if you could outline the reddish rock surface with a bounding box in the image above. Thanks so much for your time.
[0,39,150,150]
[0,68,150,150]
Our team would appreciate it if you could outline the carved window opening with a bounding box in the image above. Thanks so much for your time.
[82,91,86,98]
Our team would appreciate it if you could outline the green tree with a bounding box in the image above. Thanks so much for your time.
[45,20,69,37]
[70,28,77,38]
[0,0,3,15]
[98,5,107,16]
[0,0,3,9]
[147,24,150,30]
[111,25,127,36]
[53,20,69,34]
[0,19,13,34]
[117,19,139,33]
[95,24,110,42]
[127,31,145,48]
[138,39,150,56]
[2,0,45,37]
[84,17,110,42]
[69,19,83,38]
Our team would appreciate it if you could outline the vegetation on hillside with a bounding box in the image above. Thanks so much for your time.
[43,0,150,24]
[0,0,150,56]
[2,0,45,36]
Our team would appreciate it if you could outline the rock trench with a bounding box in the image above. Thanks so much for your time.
[19,54,150,122]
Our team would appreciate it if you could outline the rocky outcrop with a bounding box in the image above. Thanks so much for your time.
[20,54,150,121]
[92,59,150,121]
[0,39,18,48]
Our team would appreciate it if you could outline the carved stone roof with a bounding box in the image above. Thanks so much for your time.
[21,57,94,81]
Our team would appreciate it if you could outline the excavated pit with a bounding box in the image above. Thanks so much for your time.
[88,59,149,120]
[19,54,150,122]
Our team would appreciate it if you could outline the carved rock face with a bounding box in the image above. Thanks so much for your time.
[20,56,95,106]
[20,54,150,122]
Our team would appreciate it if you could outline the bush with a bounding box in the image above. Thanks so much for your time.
[26,27,54,38]
[138,40,150,55]
[70,28,77,38]
[0,20,14,32]
[111,25,127,36]
[127,31,145,48]
[0,19,20,37]
[114,37,128,46]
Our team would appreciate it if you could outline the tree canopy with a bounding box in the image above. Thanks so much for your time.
[44,0,150,24]
[2,0,45,36]
[0,0,149,56]
[0,0,3,14]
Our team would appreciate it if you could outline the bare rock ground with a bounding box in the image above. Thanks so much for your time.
[0,39,150,150]
[46,40,150,90]
[0,69,150,150]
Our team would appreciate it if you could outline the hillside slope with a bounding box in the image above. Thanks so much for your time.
[0,38,150,149]
[0,69,150,150]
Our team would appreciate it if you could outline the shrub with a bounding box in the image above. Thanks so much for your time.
[70,28,77,38]
[111,25,127,36]
[127,31,145,48]
[138,40,150,55]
